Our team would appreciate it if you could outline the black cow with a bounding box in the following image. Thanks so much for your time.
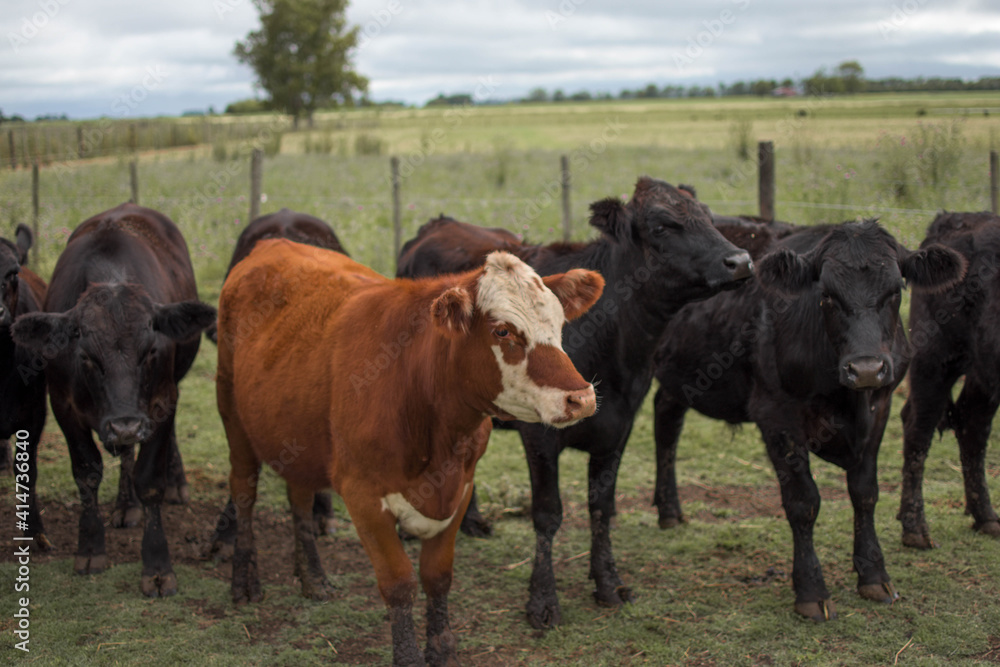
[1,225,49,548]
[652,219,966,620]
[398,176,754,628]
[207,208,348,553]
[899,211,1000,548]
[12,203,216,597]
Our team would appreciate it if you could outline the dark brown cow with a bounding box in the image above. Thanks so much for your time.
[398,214,544,277]
[12,203,216,597]
[900,211,1000,548]
[1,225,49,548]
[213,239,602,665]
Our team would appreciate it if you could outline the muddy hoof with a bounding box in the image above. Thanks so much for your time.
[425,629,458,667]
[974,520,1000,537]
[110,505,143,528]
[29,533,53,552]
[313,514,336,537]
[794,599,837,622]
[594,583,634,607]
[301,576,335,602]
[164,484,190,505]
[901,530,938,550]
[74,554,108,575]
[459,514,493,538]
[526,597,562,630]
[658,514,685,529]
[232,579,263,605]
[859,581,899,604]
[206,538,235,562]
[141,571,178,598]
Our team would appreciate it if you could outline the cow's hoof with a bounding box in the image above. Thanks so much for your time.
[206,538,235,562]
[300,576,335,602]
[459,514,493,538]
[164,484,190,505]
[74,554,108,575]
[594,583,634,607]
[232,579,263,605]
[313,514,336,537]
[27,533,53,552]
[141,571,178,598]
[425,629,459,667]
[794,599,837,622]
[859,581,899,604]
[974,519,1000,537]
[901,530,938,550]
[110,505,143,528]
[526,597,562,630]
[658,514,685,529]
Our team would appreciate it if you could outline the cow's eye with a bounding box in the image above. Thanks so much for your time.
[493,327,510,339]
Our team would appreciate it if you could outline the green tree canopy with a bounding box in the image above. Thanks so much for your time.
[235,0,368,128]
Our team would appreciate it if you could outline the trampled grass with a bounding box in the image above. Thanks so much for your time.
[1,94,999,665]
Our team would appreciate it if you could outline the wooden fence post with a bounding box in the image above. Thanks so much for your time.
[391,156,402,263]
[249,148,263,222]
[991,150,998,216]
[77,126,85,159]
[31,162,39,265]
[8,130,15,170]
[130,159,139,204]
[758,141,775,222]
[560,155,572,241]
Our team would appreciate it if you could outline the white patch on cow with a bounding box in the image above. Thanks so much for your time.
[380,483,470,540]
[477,252,585,424]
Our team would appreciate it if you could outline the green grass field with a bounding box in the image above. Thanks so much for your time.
[1,93,999,665]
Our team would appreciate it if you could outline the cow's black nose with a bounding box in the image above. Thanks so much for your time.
[724,252,754,282]
[105,417,144,446]
[844,358,889,389]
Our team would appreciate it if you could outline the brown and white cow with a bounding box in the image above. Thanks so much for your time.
[213,239,603,665]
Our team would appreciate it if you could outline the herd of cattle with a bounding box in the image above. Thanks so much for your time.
[2,177,998,664]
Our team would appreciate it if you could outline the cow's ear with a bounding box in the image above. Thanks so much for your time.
[589,197,630,242]
[899,243,967,292]
[431,286,473,336]
[15,224,33,266]
[757,247,817,293]
[153,301,218,342]
[11,311,78,351]
[543,269,605,321]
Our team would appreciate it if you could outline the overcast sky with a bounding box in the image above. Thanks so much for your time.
[3,0,999,120]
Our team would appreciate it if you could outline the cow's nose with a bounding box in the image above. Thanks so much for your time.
[565,385,597,422]
[844,358,889,389]
[105,417,145,446]
[724,252,754,282]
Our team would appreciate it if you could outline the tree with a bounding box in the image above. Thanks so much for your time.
[836,60,865,93]
[235,0,368,128]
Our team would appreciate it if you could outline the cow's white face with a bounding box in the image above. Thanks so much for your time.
[476,252,598,427]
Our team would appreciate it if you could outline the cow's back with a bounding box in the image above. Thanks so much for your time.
[218,239,386,490]
[48,203,198,311]
[397,216,525,278]
[226,209,347,277]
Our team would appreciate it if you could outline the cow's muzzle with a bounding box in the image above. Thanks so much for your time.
[841,356,892,390]
[100,416,153,453]
[715,251,754,290]
[553,385,597,427]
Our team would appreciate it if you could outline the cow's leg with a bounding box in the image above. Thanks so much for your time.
[345,491,424,667]
[458,483,493,538]
[207,496,238,561]
[765,434,834,621]
[589,448,633,607]
[846,442,898,605]
[313,491,336,536]
[420,485,472,666]
[230,457,262,604]
[110,444,142,528]
[163,429,189,505]
[523,430,564,630]
[288,484,334,600]
[952,377,1000,537]
[653,387,688,529]
[899,360,956,549]
[55,401,108,575]
[134,421,176,598]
